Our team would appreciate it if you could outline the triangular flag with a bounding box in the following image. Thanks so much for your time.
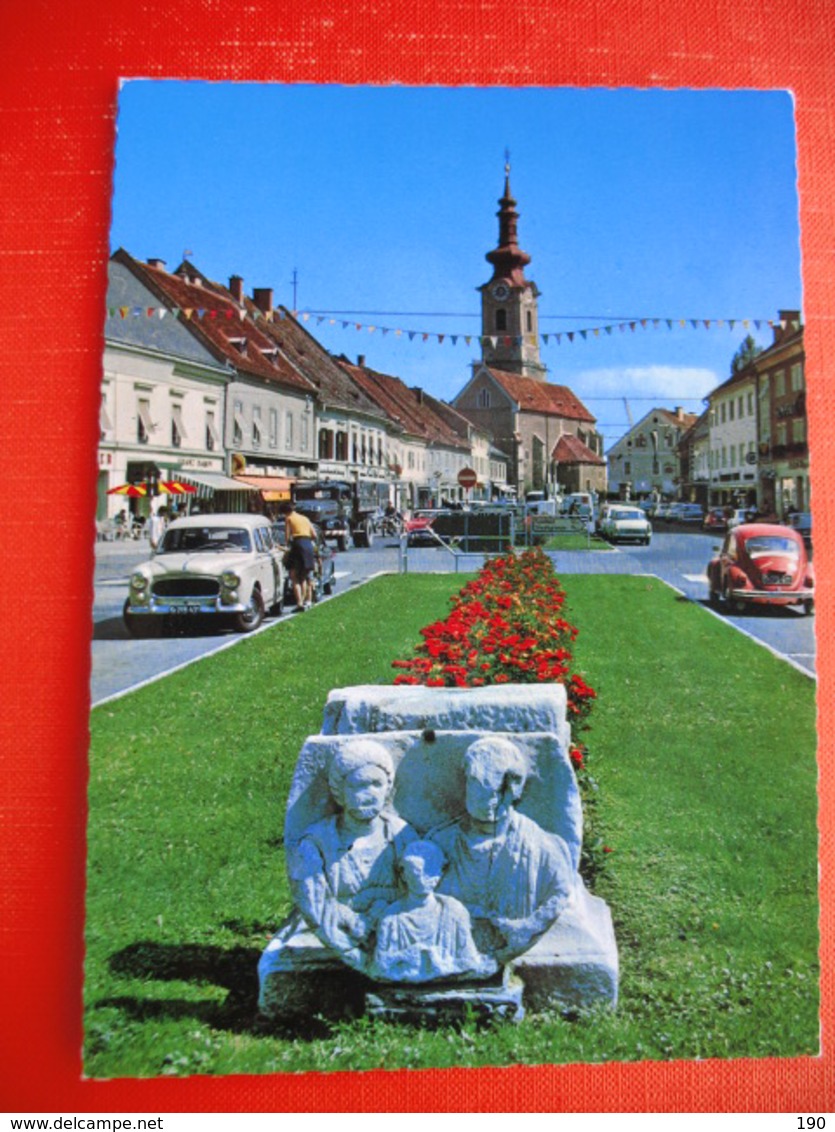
[666,320,673,330]
[593,328,600,337]
[567,332,575,343]
[317,316,325,325]
[742,320,749,328]
[355,323,362,331]
[717,319,724,328]
[158,308,167,319]
[438,334,444,344]
[729,320,736,330]
[755,320,763,330]
[265,310,274,321]
[302,312,310,322]
[555,333,561,345]
[652,319,660,329]
[605,326,613,335]
[182,309,193,320]
[640,319,647,329]
[382,328,389,336]
[119,307,129,319]
[395,329,402,337]
[225,309,233,319]
[146,307,154,317]
[368,326,376,334]
[703,320,711,330]
[490,337,498,348]
[409,331,416,341]
[197,309,206,319]
[422,333,429,342]
[342,321,349,329]
[680,319,687,328]
[690,320,698,330]
[580,329,588,340]
[239,309,246,321]
[619,324,626,333]
[208,310,218,319]
[132,306,142,317]
[542,334,549,345]
[451,335,457,345]
[629,322,637,332]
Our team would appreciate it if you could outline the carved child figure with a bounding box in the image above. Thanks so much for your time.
[371,840,497,983]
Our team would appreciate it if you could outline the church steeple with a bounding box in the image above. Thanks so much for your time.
[485,158,532,287]
[478,158,547,381]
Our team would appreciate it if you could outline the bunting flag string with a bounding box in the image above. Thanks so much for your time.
[106,305,792,348]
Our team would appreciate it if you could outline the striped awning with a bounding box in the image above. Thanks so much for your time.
[233,475,294,502]
[178,471,258,499]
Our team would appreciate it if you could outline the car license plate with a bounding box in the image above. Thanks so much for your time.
[181,603,203,615]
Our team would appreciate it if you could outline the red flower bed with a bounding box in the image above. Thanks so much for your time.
[391,548,608,877]
[391,547,595,717]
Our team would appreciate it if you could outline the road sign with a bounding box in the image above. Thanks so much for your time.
[458,467,478,489]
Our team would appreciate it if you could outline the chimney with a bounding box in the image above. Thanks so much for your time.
[229,275,244,303]
[146,258,166,270]
[774,308,801,344]
[415,387,424,404]
[675,406,684,421]
[357,354,366,367]
[252,287,273,314]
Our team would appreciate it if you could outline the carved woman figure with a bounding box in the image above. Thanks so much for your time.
[432,736,574,962]
[288,739,416,968]
[371,840,497,983]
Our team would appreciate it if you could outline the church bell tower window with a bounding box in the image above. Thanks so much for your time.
[495,309,507,332]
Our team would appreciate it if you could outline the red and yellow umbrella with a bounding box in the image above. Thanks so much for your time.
[107,482,150,497]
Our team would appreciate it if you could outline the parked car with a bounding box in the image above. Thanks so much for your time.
[703,507,728,532]
[600,505,652,545]
[271,522,336,605]
[673,503,705,524]
[404,510,440,547]
[707,522,814,615]
[124,513,285,636]
[653,502,674,521]
[786,511,813,554]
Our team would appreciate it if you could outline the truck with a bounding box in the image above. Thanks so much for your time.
[292,479,386,550]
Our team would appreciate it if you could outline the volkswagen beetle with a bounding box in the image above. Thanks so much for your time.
[707,522,814,615]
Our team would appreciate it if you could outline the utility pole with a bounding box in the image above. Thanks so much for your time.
[291,268,298,312]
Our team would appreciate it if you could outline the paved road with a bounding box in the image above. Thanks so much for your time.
[90,528,816,706]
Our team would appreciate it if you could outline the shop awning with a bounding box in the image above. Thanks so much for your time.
[233,475,294,502]
[178,471,258,499]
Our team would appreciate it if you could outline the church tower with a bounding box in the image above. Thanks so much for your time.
[478,161,547,382]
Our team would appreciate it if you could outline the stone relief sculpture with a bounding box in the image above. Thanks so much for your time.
[370,839,497,983]
[258,683,618,1022]
[431,737,574,964]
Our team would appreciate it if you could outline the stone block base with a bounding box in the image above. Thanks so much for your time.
[366,970,525,1024]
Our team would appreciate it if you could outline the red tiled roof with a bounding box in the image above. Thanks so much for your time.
[551,433,606,465]
[111,250,315,395]
[483,367,596,422]
[339,361,470,450]
[247,306,389,422]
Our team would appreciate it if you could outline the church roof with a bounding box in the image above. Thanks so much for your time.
[482,367,596,423]
[551,433,606,466]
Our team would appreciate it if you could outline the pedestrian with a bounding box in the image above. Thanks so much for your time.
[148,505,169,550]
[280,500,316,611]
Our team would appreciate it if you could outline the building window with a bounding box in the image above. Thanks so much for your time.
[318,428,331,459]
[775,369,786,396]
[792,418,806,444]
[137,397,153,445]
[728,400,735,422]
[171,402,186,449]
[286,411,294,449]
[335,431,348,461]
[252,406,262,448]
[624,460,631,475]
[477,387,491,409]
[269,409,278,447]
[206,409,220,452]
[100,393,113,439]
[526,310,532,332]
[738,395,744,417]
[738,442,745,465]
[301,413,309,451]
[747,391,754,415]
[790,362,804,391]
[495,309,507,332]
[233,400,244,447]
[776,422,788,447]
[720,402,726,424]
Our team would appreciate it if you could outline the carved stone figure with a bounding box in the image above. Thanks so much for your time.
[286,738,416,968]
[432,736,574,963]
[370,840,497,983]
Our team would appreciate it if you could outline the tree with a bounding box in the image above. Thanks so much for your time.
[731,334,762,374]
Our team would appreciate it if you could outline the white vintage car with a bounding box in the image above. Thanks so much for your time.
[123,513,285,636]
[599,504,652,546]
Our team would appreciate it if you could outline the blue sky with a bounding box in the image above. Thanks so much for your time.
[110,82,801,448]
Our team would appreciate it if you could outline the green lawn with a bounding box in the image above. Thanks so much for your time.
[85,573,819,1077]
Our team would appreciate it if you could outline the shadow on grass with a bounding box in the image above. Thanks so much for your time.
[104,940,335,1039]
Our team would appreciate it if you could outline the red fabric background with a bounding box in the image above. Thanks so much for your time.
[1,0,833,1112]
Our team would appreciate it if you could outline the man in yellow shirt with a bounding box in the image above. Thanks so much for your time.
[280,501,316,611]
